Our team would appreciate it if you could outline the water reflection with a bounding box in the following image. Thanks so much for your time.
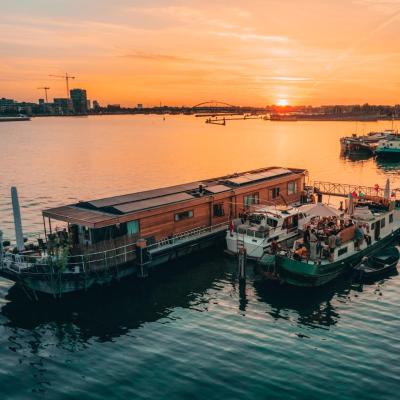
[375,158,400,173]
[3,252,394,351]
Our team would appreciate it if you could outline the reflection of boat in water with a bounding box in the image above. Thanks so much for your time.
[1,250,224,341]
[375,157,400,172]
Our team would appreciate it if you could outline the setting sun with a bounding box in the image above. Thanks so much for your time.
[277,99,289,106]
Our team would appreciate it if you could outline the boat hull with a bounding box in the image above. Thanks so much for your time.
[0,229,226,297]
[276,231,399,287]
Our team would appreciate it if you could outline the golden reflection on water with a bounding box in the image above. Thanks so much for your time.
[1,115,399,240]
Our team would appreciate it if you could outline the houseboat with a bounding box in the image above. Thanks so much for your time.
[0,166,307,297]
[273,198,400,287]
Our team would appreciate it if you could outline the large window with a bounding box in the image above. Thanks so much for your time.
[287,181,298,195]
[244,193,260,207]
[175,210,194,221]
[213,203,225,217]
[381,218,386,228]
[389,214,394,224]
[271,187,280,199]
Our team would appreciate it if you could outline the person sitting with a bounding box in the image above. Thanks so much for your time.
[294,245,308,260]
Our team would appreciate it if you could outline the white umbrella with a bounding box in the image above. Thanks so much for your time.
[347,193,354,216]
[299,203,343,218]
[384,178,390,199]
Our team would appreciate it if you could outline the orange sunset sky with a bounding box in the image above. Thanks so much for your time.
[2,0,400,106]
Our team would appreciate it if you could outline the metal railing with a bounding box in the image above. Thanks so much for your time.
[1,222,230,274]
[147,222,229,251]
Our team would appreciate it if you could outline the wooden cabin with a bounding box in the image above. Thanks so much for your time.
[42,166,307,252]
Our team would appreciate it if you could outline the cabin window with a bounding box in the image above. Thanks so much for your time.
[389,214,394,224]
[213,203,225,217]
[371,222,375,229]
[127,220,140,235]
[267,217,278,228]
[338,247,348,256]
[271,187,280,199]
[175,210,194,221]
[381,218,386,228]
[287,181,298,195]
[244,193,259,207]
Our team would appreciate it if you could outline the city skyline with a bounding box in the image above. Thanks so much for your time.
[2,0,400,106]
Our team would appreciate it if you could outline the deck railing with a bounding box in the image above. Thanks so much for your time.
[1,221,229,274]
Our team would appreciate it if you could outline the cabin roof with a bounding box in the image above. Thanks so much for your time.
[42,166,306,228]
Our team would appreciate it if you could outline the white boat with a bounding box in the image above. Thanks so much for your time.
[376,136,400,158]
[226,205,310,259]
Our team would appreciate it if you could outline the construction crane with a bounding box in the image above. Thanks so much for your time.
[37,87,50,103]
[49,73,76,98]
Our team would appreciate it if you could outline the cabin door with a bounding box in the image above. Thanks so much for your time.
[374,222,380,241]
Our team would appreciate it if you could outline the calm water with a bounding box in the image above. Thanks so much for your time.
[0,116,400,399]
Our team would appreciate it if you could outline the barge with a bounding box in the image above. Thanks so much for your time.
[0,166,307,297]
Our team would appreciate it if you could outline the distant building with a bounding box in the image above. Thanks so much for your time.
[38,99,45,105]
[0,97,17,113]
[70,88,88,114]
[137,103,143,109]
[86,99,91,111]
[106,104,121,111]
[92,100,100,111]
[54,98,73,114]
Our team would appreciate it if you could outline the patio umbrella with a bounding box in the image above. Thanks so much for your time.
[347,193,354,216]
[384,178,390,199]
[299,203,343,218]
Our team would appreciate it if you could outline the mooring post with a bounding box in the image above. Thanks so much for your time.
[0,230,3,268]
[238,246,247,281]
[11,187,24,252]
[136,238,149,278]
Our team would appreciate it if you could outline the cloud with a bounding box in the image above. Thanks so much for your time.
[120,51,192,63]
[213,31,290,43]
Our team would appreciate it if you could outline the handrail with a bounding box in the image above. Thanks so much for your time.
[1,222,229,269]
[147,222,228,250]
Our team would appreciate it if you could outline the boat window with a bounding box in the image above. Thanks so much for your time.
[267,217,278,228]
[238,227,246,234]
[389,214,394,224]
[255,231,266,238]
[175,210,194,221]
[244,193,259,207]
[338,247,348,256]
[371,222,375,229]
[127,220,140,235]
[380,218,386,228]
[271,187,280,199]
[246,229,255,237]
[213,203,225,217]
[249,214,264,224]
[287,181,298,195]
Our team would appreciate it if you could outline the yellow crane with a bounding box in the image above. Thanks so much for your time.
[49,73,76,98]
[37,87,50,103]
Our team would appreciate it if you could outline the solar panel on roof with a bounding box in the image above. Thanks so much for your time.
[205,184,231,194]
[225,168,292,186]
[87,182,204,209]
[112,192,194,214]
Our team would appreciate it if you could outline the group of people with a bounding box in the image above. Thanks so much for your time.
[294,219,372,262]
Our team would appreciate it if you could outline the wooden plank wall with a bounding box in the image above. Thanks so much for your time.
[138,175,304,241]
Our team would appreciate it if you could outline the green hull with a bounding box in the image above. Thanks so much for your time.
[276,231,399,287]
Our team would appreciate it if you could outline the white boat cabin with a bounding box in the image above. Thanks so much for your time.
[226,205,308,259]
